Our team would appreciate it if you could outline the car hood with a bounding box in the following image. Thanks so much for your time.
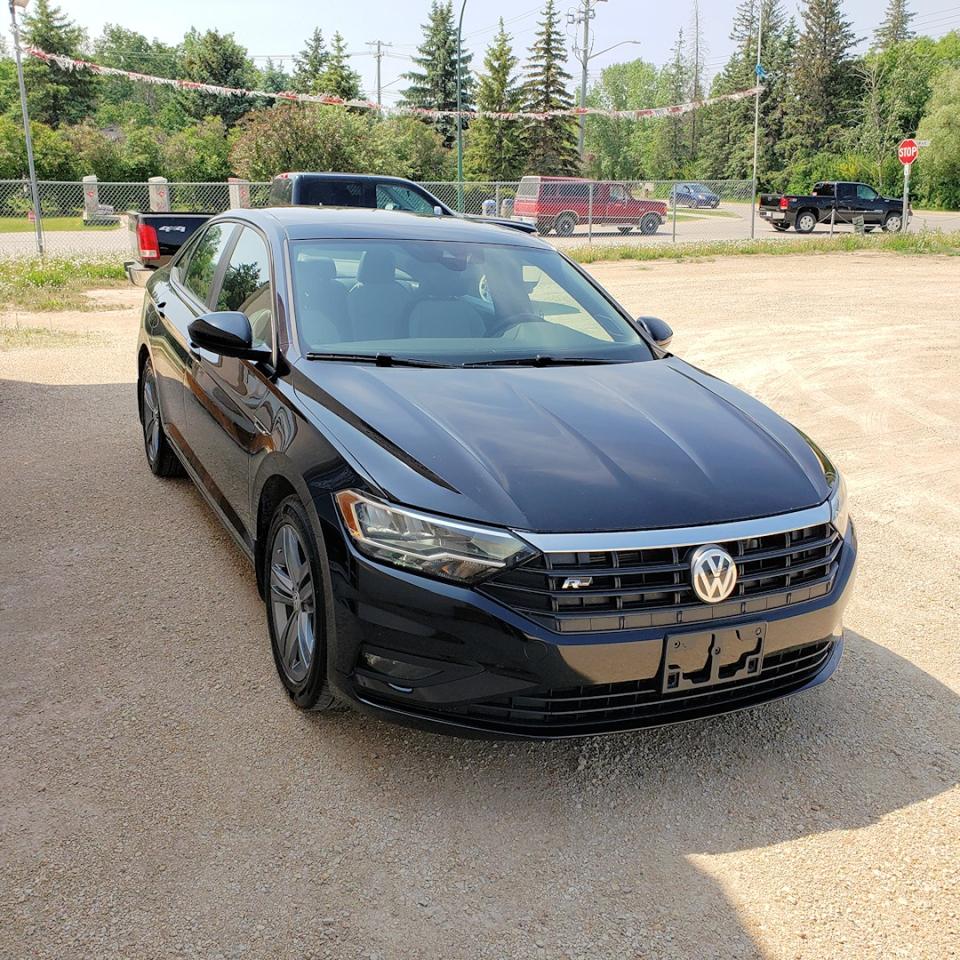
[293,357,830,533]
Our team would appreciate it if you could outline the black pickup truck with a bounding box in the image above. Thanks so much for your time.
[758,181,909,234]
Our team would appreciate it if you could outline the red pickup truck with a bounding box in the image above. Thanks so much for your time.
[513,176,667,236]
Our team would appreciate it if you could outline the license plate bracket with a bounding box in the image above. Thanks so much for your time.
[662,623,766,694]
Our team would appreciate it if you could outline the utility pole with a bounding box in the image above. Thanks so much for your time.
[366,39,392,107]
[9,0,43,256]
[749,0,764,240]
[568,0,607,159]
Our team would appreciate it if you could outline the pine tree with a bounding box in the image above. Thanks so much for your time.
[648,28,691,177]
[784,0,858,154]
[523,0,578,175]
[292,28,329,95]
[318,33,362,100]
[401,1,474,148]
[464,19,526,180]
[260,58,292,94]
[21,0,95,126]
[688,1,708,160]
[874,0,915,51]
[179,29,256,127]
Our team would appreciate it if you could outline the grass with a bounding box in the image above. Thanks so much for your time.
[567,229,960,264]
[0,256,127,311]
[0,324,105,350]
[0,216,120,233]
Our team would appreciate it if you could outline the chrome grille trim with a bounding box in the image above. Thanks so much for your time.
[514,501,831,553]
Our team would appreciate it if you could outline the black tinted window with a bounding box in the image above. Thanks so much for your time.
[183,224,234,305]
[299,180,365,206]
[216,227,273,348]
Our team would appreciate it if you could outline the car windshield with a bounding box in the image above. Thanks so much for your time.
[290,239,654,365]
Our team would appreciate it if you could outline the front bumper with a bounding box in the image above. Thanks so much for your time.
[326,520,858,740]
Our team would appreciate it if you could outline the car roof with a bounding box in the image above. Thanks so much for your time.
[222,205,552,247]
[274,172,434,188]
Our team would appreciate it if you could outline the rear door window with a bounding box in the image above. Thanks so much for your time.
[182,223,235,306]
[299,180,366,207]
[376,183,435,214]
[213,227,274,349]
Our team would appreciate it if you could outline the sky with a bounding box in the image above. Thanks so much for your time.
[28,1,960,105]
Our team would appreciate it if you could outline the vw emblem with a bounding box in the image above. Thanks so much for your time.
[689,544,738,603]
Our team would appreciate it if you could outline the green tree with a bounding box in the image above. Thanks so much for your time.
[259,58,292,94]
[62,121,124,180]
[372,115,451,180]
[463,19,526,180]
[0,115,77,180]
[916,67,960,208]
[522,0,578,175]
[645,29,691,177]
[230,103,380,179]
[582,58,659,179]
[160,118,231,181]
[20,0,95,126]
[401,0,474,148]
[874,0,915,51]
[783,0,859,155]
[292,28,329,94]
[179,29,256,127]
[317,32,362,100]
[93,24,182,127]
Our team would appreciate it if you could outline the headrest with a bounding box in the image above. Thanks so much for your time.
[357,247,397,284]
[312,257,337,281]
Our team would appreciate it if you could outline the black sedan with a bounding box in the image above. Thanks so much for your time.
[137,206,856,739]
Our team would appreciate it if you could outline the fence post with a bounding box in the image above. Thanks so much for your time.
[495,183,501,217]
[81,175,100,224]
[228,177,251,209]
[588,182,594,244]
[148,177,170,213]
[672,182,678,243]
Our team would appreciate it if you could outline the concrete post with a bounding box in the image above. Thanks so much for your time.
[148,177,170,213]
[82,175,99,221]
[228,177,251,209]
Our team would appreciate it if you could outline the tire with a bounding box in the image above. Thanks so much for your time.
[536,219,554,235]
[772,222,790,232]
[795,210,818,234]
[616,226,633,235]
[554,213,577,237]
[639,213,660,236]
[883,212,903,233]
[265,495,337,711]
[140,357,183,478]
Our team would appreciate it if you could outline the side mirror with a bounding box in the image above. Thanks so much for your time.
[638,315,673,349]
[433,205,445,217]
[188,311,271,361]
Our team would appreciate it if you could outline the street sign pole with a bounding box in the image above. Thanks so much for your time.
[901,162,911,234]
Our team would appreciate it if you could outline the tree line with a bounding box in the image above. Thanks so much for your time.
[0,0,957,208]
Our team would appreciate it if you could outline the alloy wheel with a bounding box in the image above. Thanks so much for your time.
[142,368,161,463]
[269,522,317,684]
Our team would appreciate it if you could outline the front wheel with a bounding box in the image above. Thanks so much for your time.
[794,210,817,234]
[883,212,903,233]
[554,213,577,236]
[639,213,660,235]
[265,496,336,711]
[140,358,183,478]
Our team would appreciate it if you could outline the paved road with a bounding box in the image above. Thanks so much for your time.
[1,253,958,959]
[1,205,958,259]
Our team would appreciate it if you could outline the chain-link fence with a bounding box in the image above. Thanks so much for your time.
[0,177,777,259]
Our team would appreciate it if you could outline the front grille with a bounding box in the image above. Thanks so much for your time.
[481,522,842,633]
[407,640,835,736]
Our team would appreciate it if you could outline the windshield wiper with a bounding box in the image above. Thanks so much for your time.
[463,355,626,368]
[304,352,451,368]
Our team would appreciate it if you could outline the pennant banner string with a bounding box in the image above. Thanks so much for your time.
[25,47,762,121]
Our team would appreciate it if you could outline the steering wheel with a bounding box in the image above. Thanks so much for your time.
[490,311,547,338]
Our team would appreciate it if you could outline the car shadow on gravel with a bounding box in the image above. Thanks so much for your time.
[313,636,959,955]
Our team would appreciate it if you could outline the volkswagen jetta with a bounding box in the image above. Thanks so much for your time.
[136,207,856,738]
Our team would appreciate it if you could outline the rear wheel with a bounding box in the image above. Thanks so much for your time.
[639,213,660,236]
[140,358,183,478]
[554,212,577,236]
[795,210,817,234]
[883,212,903,233]
[265,495,336,712]
[536,219,554,235]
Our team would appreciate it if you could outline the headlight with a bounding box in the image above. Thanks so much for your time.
[829,474,849,537]
[335,490,535,583]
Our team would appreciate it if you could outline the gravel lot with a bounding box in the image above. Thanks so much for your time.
[1,254,958,960]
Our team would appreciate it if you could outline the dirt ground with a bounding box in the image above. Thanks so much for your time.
[1,254,958,960]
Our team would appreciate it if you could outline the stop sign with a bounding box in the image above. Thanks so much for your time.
[898,139,919,165]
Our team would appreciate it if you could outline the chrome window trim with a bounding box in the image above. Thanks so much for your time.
[515,501,832,554]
